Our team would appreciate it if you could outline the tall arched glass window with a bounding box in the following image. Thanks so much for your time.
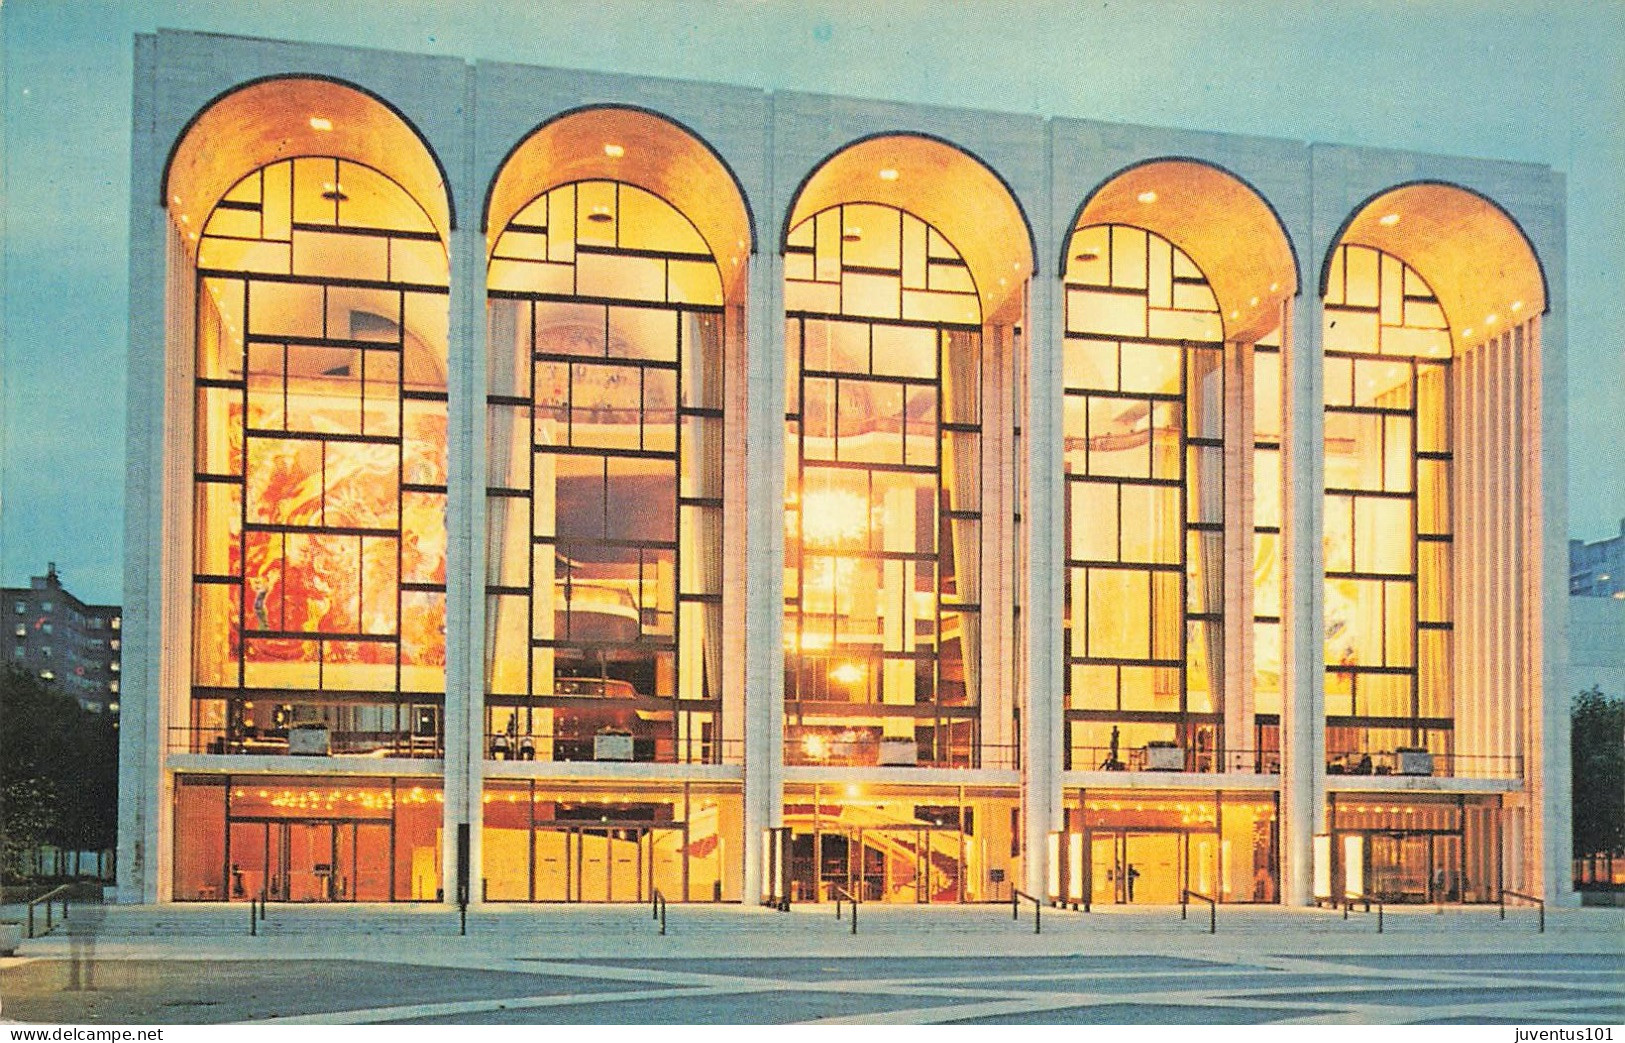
[484,180,726,764]
[783,202,984,768]
[190,156,450,755]
[1322,243,1453,769]
[1061,224,1224,772]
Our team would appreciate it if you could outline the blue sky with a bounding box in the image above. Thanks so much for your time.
[3,0,1622,603]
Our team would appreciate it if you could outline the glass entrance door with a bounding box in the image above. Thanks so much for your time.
[353,822,391,901]
[1088,829,1216,904]
[228,820,268,901]
[282,822,335,902]
[1124,832,1183,904]
[1368,833,1434,902]
[231,819,383,902]
[531,824,678,902]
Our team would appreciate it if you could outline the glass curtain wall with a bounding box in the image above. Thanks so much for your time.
[1062,790,1278,905]
[1252,327,1284,772]
[782,784,1020,903]
[1061,225,1224,772]
[783,203,984,768]
[172,774,443,902]
[485,181,726,764]
[481,781,742,903]
[1322,244,1454,774]
[190,157,450,758]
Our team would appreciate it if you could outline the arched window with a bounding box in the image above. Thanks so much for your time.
[1061,224,1224,772]
[190,155,449,755]
[483,180,726,764]
[1321,243,1453,769]
[783,201,985,768]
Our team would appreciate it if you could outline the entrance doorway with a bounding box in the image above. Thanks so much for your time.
[1087,829,1217,905]
[789,826,965,903]
[228,819,391,902]
[1349,831,1468,903]
[531,823,689,902]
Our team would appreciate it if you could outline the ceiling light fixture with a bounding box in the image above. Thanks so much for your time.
[1461,327,1474,339]
[603,143,625,158]
[878,167,899,181]
[1378,212,1401,226]
[321,182,349,203]
[1137,190,1158,204]
[1510,300,1524,312]
[1486,313,1499,325]
[842,227,862,243]
[587,205,613,223]
[309,117,333,132]
[1075,248,1101,262]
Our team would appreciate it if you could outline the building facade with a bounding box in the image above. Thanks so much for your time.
[7,564,122,712]
[119,30,1572,908]
[1570,518,1625,598]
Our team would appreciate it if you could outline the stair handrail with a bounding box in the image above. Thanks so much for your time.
[1499,888,1545,933]
[1011,888,1042,934]
[1181,889,1217,934]
[830,885,858,934]
[25,885,70,939]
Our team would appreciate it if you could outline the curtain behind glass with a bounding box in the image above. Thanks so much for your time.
[942,328,981,707]
[1189,347,1224,717]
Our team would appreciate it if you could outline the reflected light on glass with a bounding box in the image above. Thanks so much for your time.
[830,662,864,685]
[801,489,869,547]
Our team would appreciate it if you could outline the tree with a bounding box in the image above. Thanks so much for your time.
[1572,685,1625,858]
[0,667,119,881]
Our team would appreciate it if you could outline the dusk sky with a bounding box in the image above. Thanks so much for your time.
[3,0,1621,604]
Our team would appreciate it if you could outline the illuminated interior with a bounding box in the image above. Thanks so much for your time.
[483,115,742,766]
[1252,326,1284,765]
[171,774,443,902]
[1327,794,1500,903]
[1061,159,1296,778]
[779,135,1030,775]
[1061,223,1225,770]
[783,200,987,767]
[188,135,450,759]
[1056,790,1278,905]
[480,781,741,902]
[1321,243,1453,772]
[782,784,1019,903]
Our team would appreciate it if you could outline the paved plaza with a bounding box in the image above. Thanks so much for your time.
[2,904,1621,1024]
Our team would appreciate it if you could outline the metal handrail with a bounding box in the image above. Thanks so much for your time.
[1500,888,1545,933]
[1343,893,1385,933]
[651,889,667,935]
[1181,889,1217,934]
[25,885,70,939]
[1012,888,1041,934]
[831,885,858,934]
[248,889,268,935]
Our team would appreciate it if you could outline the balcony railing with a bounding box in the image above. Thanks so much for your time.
[168,726,442,759]
[785,732,1019,770]
[1066,744,1280,775]
[485,731,743,766]
[1325,750,1522,779]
